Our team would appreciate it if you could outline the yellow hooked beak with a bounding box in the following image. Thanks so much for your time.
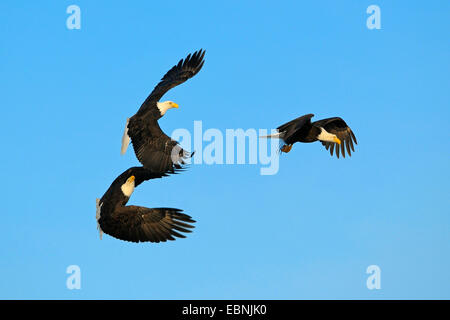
[172,102,179,109]
[334,137,341,145]
[128,176,135,183]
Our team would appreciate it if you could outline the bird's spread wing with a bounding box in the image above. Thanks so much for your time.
[128,118,192,173]
[314,117,357,158]
[135,49,206,117]
[277,114,314,141]
[103,207,196,243]
[120,166,182,187]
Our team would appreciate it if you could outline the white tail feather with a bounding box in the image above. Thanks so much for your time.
[259,131,284,139]
[120,118,130,155]
[96,198,103,240]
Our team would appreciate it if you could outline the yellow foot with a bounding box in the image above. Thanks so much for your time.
[281,144,292,153]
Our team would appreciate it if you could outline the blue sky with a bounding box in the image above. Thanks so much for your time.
[0,0,449,299]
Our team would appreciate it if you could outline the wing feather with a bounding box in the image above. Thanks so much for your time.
[276,114,314,143]
[100,206,196,243]
[135,49,206,117]
[316,117,357,158]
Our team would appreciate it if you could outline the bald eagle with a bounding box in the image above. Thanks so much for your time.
[262,114,358,158]
[96,167,196,243]
[121,49,206,173]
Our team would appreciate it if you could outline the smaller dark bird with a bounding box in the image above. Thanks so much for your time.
[262,114,358,158]
[96,167,196,243]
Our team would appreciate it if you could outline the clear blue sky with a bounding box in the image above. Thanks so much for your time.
[0,0,449,299]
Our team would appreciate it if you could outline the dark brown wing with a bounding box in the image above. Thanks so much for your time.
[135,49,206,117]
[313,117,358,158]
[277,114,314,142]
[101,207,196,243]
[117,166,174,188]
[127,118,191,173]
[98,166,176,209]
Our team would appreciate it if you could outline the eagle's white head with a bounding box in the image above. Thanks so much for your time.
[157,101,179,116]
[317,127,341,144]
[121,175,135,197]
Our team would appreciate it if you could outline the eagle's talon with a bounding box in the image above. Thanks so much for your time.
[281,144,292,153]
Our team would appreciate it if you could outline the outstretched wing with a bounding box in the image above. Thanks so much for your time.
[120,166,182,187]
[314,117,357,158]
[135,49,206,117]
[99,166,174,206]
[277,114,314,141]
[128,118,192,173]
[101,207,196,243]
